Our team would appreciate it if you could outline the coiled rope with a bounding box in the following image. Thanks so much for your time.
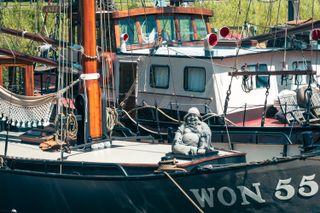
[66,112,78,141]
[106,107,118,131]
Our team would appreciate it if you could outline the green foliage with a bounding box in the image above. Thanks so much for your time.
[196,0,320,34]
[0,1,55,55]
[0,0,319,54]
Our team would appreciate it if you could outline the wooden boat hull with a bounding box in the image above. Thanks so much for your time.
[0,155,319,213]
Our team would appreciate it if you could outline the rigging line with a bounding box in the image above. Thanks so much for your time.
[264,0,273,34]
[56,0,64,149]
[41,0,52,36]
[208,52,226,126]
[69,0,74,113]
[127,105,180,123]
[105,1,116,108]
[119,0,138,110]
[121,109,168,135]
[163,171,204,213]
[98,0,108,108]
[165,45,179,105]
[155,2,178,105]
[232,0,241,33]
[234,0,252,71]
[310,0,315,71]
[100,1,110,107]
[103,0,116,108]
[140,2,163,105]
[266,0,282,84]
[2,35,16,58]
[3,58,17,159]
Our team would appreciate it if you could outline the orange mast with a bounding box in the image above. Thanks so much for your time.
[82,0,102,138]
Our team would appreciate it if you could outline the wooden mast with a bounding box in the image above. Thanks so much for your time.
[82,0,102,138]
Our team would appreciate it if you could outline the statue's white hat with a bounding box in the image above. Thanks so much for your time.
[184,107,201,120]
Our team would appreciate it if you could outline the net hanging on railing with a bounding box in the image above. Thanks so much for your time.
[0,86,57,127]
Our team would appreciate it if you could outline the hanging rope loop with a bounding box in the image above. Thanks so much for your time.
[106,107,118,132]
[66,112,78,141]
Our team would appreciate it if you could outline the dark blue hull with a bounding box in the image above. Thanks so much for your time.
[0,154,319,213]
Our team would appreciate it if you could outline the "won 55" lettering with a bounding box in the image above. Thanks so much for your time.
[275,174,318,200]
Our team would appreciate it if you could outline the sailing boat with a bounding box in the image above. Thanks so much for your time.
[0,1,320,212]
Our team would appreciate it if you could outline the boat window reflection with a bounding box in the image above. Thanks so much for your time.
[195,18,207,40]
[160,17,176,42]
[179,16,193,41]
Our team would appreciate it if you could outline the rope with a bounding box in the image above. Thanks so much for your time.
[106,107,118,131]
[202,113,236,126]
[155,158,187,172]
[127,104,180,123]
[121,109,168,135]
[66,112,78,141]
[0,156,4,168]
[163,171,204,213]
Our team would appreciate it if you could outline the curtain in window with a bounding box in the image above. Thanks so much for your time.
[186,68,205,92]
[151,66,169,88]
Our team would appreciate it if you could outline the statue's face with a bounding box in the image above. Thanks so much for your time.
[186,113,199,127]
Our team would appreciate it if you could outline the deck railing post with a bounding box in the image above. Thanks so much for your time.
[242,103,247,127]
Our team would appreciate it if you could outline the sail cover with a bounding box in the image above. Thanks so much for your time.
[0,86,56,127]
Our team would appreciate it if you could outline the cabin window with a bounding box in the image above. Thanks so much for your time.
[292,61,312,85]
[3,67,25,95]
[160,17,176,41]
[179,16,194,41]
[119,18,138,45]
[195,18,207,40]
[244,64,269,89]
[184,67,205,92]
[139,16,157,44]
[150,65,170,89]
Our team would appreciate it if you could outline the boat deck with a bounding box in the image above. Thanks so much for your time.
[0,131,244,167]
[235,118,286,127]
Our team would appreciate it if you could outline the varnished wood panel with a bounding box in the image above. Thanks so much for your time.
[24,65,34,96]
[112,7,213,19]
